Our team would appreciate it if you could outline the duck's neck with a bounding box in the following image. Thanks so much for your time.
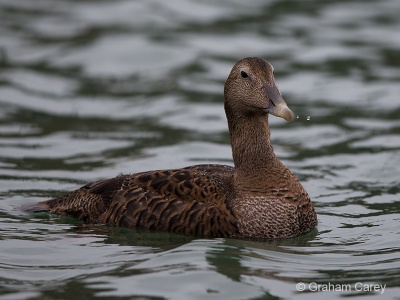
[227,111,286,192]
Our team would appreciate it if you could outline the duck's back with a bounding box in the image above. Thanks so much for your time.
[29,164,240,237]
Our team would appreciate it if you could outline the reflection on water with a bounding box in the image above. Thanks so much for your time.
[0,0,399,299]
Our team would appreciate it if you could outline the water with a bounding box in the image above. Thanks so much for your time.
[0,0,399,299]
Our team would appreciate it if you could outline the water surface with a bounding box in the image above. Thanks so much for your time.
[0,0,399,299]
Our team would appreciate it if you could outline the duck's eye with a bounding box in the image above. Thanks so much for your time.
[240,71,248,78]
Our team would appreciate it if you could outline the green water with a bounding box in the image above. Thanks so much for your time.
[0,0,399,299]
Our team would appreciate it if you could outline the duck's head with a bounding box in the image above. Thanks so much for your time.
[224,57,294,122]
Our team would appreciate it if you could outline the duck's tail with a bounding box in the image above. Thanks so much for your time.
[21,201,52,212]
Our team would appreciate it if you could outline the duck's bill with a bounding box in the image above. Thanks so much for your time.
[269,101,295,121]
[262,83,295,122]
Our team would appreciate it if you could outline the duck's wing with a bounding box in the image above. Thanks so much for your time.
[26,164,239,237]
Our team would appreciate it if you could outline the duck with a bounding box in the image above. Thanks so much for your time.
[24,57,317,239]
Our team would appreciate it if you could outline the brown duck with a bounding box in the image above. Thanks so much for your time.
[24,57,317,239]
